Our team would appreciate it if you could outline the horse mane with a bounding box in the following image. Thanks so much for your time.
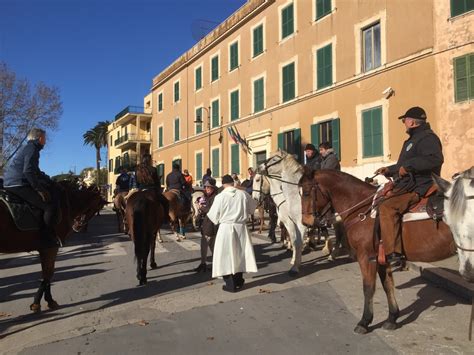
[280,151,304,175]
[449,172,471,224]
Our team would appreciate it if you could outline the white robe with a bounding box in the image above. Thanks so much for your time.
[207,187,258,278]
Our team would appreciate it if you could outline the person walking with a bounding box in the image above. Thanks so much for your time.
[207,174,258,292]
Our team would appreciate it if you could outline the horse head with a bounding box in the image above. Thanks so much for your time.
[252,173,270,204]
[433,167,474,282]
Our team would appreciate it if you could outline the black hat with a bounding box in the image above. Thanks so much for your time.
[398,106,427,120]
[221,174,234,184]
[304,143,316,151]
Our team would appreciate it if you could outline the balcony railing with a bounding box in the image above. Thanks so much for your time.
[114,154,138,174]
[115,106,147,121]
[114,133,151,146]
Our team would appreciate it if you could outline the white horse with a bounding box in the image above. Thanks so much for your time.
[433,166,474,282]
[257,151,307,276]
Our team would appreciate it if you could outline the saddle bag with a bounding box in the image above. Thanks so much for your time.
[426,192,444,222]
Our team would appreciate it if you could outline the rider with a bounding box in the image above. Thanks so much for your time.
[304,143,321,172]
[166,163,189,205]
[115,167,130,195]
[373,106,443,264]
[3,128,60,247]
[202,168,212,186]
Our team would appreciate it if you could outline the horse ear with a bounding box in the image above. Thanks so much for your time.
[432,173,451,194]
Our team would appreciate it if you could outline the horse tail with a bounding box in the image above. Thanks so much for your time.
[133,197,147,262]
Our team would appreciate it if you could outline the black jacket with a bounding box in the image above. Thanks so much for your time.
[115,173,131,191]
[304,153,322,172]
[166,170,186,190]
[3,139,50,192]
[388,123,443,196]
[200,191,219,237]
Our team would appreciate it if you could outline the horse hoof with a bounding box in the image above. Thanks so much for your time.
[30,303,41,313]
[138,279,147,286]
[288,270,299,277]
[382,321,397,331]
[353,325,368,334]
[150,263,158,269]
[48,301,60,310]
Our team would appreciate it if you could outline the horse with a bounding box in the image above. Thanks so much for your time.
[124,189,166,285]
[433,166,474,282]
[162,189,191,241]
[299,169,456,333]
[256,152,307,276]
[112,191,128,233]
[0,181,104,312]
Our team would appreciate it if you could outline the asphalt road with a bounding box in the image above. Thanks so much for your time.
[1,209,473,354]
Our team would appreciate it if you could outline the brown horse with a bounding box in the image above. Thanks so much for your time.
[299,169,455,334]
[0,181,104,312]
[113,191,128,233]
[163,189,191,241]
[125,190,166,285]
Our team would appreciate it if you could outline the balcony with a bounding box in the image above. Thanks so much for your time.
[114,154,138,174]
[115,106,148,121]
[114,133,151,148]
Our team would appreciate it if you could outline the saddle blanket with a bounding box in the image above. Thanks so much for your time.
[0,191,42,231]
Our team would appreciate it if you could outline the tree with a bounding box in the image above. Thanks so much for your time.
[83,121,110,186]
[0,62,63,172]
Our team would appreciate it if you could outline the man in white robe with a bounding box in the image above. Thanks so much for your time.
[207,174,258,292]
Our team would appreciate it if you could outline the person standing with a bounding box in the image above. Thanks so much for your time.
[304,144,321,172]
[207,174,258,292]
[319,142,341,170]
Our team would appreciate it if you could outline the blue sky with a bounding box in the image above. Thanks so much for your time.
[0,0,246,176]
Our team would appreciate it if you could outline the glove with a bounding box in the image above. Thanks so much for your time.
[398,166,408,177]
[374,167,389,176]
[38,190,51,203]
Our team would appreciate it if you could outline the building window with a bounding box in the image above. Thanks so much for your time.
[212,99,220,128]
[211,55,219,82]
[195,107,203,134]
[196,153,203,181]
[158,93,163,112]
[310,118,340,159]
[229,42,239,71]
[212,148,220,177]
[174,81,180,102]
[253,77,264,113]
[317,44,333,89]
[277,128,301,162]
[157,163,165,185]
[281,3,294,40]
[108,159,113,173]
[282,62,295,102]
[230,90,239,121]
[231,144,240,174]
[158,126,163,148]
[362,22,381,73]
[316,0,331,20]
[255,151,267,166]
[454,53,474,103]
[253,24,264,57]
[362,107,383,158]
[195,67,202,91]
[451,0,474,17]
[174,118,180,142]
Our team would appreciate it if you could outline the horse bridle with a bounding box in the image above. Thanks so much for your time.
[301,180,334,226]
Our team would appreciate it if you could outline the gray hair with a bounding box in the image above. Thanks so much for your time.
[413,118,426,126]
[27,128,46,141]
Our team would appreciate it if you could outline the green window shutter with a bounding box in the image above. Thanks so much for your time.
[196,108,203,134]
[195,67,202,90]
[231,90,239,121]
[310,123,321,148]
[212,148,220,177]
[331,118,340,160]
[253,25,263,57]
[231,144,240,174]
[281,3,294,39]
[230,42,239,70]
[282,62,295,102]
[158,93,163,111]
[450,0,474,17]
[293,128,302,162]
[254,78,264,113]
[372,108,383,156]
[469,54,474,99]
[362,110,373,157]
[158,126,163,147]
[277,132,284,150]
[362,107,383,158]
[196,153,202,181]
[317,44,332,89]
[454,56,468,102]
[174,118,179,142]
[316,0,331,20]
[174,82,180,102]
[212,99,220,128]
[211,56,219,81]
[157,164,165,185]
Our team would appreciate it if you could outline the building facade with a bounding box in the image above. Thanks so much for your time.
[108,0,473,188]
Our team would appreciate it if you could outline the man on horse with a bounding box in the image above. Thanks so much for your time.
[166,163,190,209]
[115,167,131,195]
[374,106,443,264]
[3,128,60,247]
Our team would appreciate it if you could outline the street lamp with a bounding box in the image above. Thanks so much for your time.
[194,106,211,174]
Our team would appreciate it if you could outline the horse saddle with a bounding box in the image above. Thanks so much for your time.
[0,189,43,231]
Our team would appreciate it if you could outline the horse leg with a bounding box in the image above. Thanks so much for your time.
[354,256,377,334]
[286,222,302,276]
[31,248,60,312]
[180,218,186,239]
[150,230,158,269]
[377,265,400,330]
[156,228,164,243]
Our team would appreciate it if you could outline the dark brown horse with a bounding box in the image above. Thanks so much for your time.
[0,182,104,312]
[299,169,455,334]
[125,189,166,285]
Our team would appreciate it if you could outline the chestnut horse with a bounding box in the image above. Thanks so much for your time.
[299,169,456,334]
[125,189,166,285]
[162,189,191,241]
[113,191,128,233]
[0,181,104,312]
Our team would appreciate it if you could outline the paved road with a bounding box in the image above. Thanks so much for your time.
[1,209,473,354]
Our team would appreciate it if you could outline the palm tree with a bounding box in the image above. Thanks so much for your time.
[83,120,110,186]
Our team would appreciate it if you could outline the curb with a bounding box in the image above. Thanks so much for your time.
[406,261,474,301]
